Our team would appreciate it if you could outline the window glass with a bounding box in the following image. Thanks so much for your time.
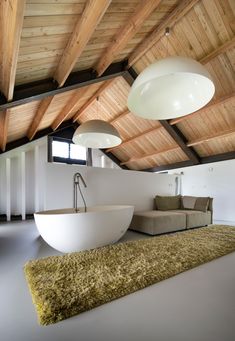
[52,141,69,158]
[70,144,86,160]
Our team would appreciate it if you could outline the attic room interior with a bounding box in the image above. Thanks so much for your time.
[0,0,235,340]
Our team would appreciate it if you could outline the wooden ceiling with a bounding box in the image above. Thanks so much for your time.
[0,0,234,171]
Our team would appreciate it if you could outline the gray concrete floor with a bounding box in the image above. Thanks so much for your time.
[0,220,235,341]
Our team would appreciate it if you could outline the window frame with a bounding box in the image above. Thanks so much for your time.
[48,136,87,166]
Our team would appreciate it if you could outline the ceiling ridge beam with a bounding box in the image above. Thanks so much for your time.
[0,110,10,152]
[199,36,235,65]
[54,0,111,87]
[187,127,235,147]
[27,96,54,140]
[72,79,114,123]
[170,92,235,125]
[95,0,162,76]
[121,145,179,165]
[106,125,162,153]
[0,63,128,111]
[0,0,26,100]
[128,0,199,67]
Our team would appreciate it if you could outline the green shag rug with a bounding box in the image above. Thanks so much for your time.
[24,225,235,326]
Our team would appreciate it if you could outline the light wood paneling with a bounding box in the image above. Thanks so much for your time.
[54,0,111,86]
[7,101,41,143]
[0,110,10,152]
[0,0,26,100]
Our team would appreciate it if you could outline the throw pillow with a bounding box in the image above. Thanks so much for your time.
[181,196,197,210]
[155,195,181,211]
[194,197,210,212]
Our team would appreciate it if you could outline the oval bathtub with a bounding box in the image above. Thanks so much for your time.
[34,205,134,253]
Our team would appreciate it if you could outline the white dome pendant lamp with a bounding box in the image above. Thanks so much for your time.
[127,56,215,120]
[72,97,122,148]
[127,29,215,120]
[72,119,122,149]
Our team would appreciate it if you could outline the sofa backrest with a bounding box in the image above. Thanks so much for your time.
[154,195,213,212]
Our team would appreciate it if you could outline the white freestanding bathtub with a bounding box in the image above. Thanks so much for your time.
[34,205,134,253]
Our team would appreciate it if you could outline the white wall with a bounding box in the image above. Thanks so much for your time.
[0,138,47,219]
[45,163,176,211]
[168,159,235,223]
[0,136,177,219]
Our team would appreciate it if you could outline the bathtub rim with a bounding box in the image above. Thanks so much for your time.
[34,205,134,216]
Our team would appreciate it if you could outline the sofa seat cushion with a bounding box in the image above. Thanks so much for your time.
[171,210,211,229]
[129,210,186,235]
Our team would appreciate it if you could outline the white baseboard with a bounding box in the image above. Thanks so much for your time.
[213,220,235,226]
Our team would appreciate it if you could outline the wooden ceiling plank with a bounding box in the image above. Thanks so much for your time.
[170,92,235,125]
[121,145,179,165]
[52,87,91,130]
[187,127,235,147]
[0,0,26,101]
[72,79,114,123]
[199,36,235,65]
[54,0,111,87]
[106,126,162,153]
[27,96,54,140]
[159,120,200,164]
[0,110,10,151]
[95,0,162,76]
[128,0,200,67]
[109,109,130,124]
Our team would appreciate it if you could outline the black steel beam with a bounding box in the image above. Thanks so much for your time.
[141,150,235,172]
[201,151,235,164]
[0,61,129,110]
[1,120,77,154]
[159,121,200,164]
[100,150,129,170]
[143,160,194,173]
[126,67,201,165]
[1,117,128,170]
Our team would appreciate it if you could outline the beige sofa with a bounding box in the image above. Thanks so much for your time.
[129,195,213,236]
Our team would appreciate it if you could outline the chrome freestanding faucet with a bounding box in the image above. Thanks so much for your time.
[73,173,87,213]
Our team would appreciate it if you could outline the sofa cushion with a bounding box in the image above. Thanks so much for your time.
[155,195,181,211]
[194,197,210,212]
[171,210,211,229]
[181,196,197,210]
[129,210,186,235]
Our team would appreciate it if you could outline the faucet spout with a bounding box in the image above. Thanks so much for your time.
[73,173,87,213]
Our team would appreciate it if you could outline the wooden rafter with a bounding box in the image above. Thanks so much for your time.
[121,145,179,165]
[159,121,200,164]
[0,0,26,100]
[187,127,235,147]
[0,110,10,152]
[52,87,90,131]
[54,0,111,87]
[72,79,114,123]
[200,36,235,65]
[109,109,130,124]
[95,0,162,76]
[27,96,54,140]
[128,0,199,67]
[106,126,162,153]
[170,92,235,125]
